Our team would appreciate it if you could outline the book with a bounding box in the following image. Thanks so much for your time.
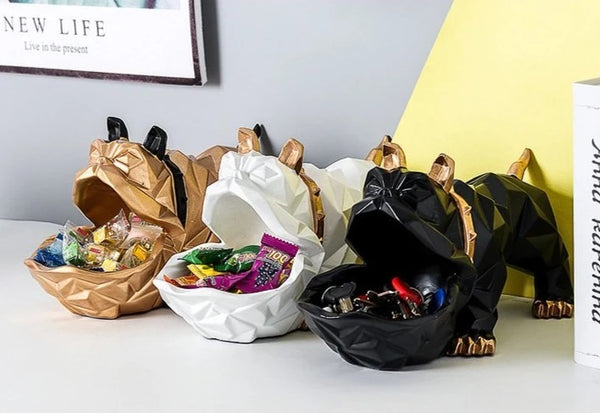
[573,78,600,369]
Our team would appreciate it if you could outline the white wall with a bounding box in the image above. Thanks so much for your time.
[0,0,451,224]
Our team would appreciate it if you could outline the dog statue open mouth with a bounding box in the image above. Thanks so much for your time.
[298,139,573,369]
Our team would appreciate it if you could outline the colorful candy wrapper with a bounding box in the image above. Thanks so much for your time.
[64,220,92,244]
[278,260,293,286]
[121,213,163,249]
[164,236,296,293]
[179,247,233,265]
[120,241,151,268]
[195,271,250,291]
[164,274,202,289]
[106,248,121,262]
[34,233,65,267]
[235,234,299,293]
[213,245,260,273]
[101,259,124,272]
[164,270,247,291]
[187,264,226,278]
[34,210,164,272]
[62,230,87,267]
[93,209,130,246]
[92,226,109,245]
[84,243,109,266]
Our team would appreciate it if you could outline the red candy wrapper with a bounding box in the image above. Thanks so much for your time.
[164,274,202,289]
[235,234,298,293]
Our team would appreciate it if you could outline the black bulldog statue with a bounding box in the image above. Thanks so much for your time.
[298,139,573,370]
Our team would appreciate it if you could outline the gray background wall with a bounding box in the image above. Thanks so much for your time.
[0,0,451,224]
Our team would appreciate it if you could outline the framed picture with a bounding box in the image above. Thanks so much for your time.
[0,0,206,85]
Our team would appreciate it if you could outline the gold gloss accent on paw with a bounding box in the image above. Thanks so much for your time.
[447,335,496,356]
[532,299,573,319]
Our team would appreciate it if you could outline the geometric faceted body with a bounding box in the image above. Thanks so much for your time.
[303,158,375,272]
[299,264,463,370]
[25,120,233,319]
[299,161,573,369]
[25,235,175,319]
[154,150,325,342]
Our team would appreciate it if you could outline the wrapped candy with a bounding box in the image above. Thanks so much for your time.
[213,245,260,273]
[33,210,162,273]
[179,247,233,266]
[64,221,92,244]
[62,231,86,267]
[234,234,298,293]
[164,271,249,291]
[163,235,299,294]
[278,260,293,286]
[92,210,130,246]
[84,243,110,267]
[187,264,226,278]
[34,233,65,267]
[194,271,249,291]
[120,241,152,268]
[164,274,203,289]
[121,213,163,249]
[101,259,124,272]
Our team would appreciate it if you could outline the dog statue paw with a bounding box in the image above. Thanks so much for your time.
[532,299,574,319]
[447,332,496,357]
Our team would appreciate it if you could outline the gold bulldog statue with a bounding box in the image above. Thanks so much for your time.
[25,117,260,319]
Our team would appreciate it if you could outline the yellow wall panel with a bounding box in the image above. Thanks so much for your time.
[394,0,600,296]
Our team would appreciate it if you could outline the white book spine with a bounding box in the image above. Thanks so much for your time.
[573,79,600,369]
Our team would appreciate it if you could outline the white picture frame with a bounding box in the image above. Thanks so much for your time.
[0,0,206,84]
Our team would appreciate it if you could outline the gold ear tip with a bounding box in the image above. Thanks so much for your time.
[434,153,455,166]
[237,127,255,139]
[283,138,304,150]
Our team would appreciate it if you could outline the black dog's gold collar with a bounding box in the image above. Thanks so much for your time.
[449,188,477,263]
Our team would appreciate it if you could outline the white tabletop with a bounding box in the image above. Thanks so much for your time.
[1,219,599,413]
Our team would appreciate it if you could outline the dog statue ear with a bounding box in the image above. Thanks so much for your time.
[366,135,392,164]
[252,123,263,140]
[277,138,325,241]
[428,153,455,192]
[278,138,304,174]
[107,117,128,142]
[381,141,407,170]
[237,126,261,154]
[366,136,407,170]
[143,126,168,160]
